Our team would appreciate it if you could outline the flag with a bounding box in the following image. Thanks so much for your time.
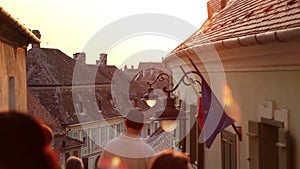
[198,76,235,148]
[198,97,204,129]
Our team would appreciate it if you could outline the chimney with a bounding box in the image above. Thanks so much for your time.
[97,53,107,66]
[73,52,86,64]
[207,0,228,19]
[32,30,41,48]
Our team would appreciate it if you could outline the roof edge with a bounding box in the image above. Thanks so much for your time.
[165,27,300,62]
[0,6,40,44]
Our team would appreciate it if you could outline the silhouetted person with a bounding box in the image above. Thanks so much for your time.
[148,150,191,169]
[98,108,156,169]
[65,156,84,169]
[0,112,59,169]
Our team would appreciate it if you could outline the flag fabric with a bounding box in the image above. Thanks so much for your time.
[198,97,204,129]
[198,76,235,148]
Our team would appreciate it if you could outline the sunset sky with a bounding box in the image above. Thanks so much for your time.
[0,0,208,68]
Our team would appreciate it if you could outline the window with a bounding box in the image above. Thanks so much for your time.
[9,77,16,111]
[109,125,115,140]
[78,102,83,112]
[68,131,73,137]
[110,99,117,109]
[147,123,151,135]
[97,100,102,112]
[117,123,122,134]
[83,133,87,147]
[73,132,78,139]
[100,127,107,146]
[221,130,237,169]
[121,122,124,132]
[76,102,86,115]
[248,119,289,169]
[154,121,159,130]
[93,128,99,145]
[65,152,70,161]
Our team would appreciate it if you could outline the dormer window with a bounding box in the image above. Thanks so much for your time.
[97,100,102,112]
[76,102,86,115]
[110,99,117,109]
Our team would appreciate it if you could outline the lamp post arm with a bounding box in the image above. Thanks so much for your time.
[146,60,203,97]
[147,72,170,87]
[163,70,202,94]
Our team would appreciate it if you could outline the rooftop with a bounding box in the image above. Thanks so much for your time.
[0,7,40,46]
[27,48,122,125]
[170,0,300,54]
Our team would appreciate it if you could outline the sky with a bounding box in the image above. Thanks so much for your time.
[0,0,209,68]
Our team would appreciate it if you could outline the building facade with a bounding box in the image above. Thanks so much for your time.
[0,7,39,113]
[26,45,125,168]
[164,0,300,169]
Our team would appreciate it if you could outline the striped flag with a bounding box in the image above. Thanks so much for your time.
[198,75,235,148]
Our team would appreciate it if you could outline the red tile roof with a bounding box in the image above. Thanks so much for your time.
[27,88,65,135]
[27,48,112,86]
[54,135,83,151]
[27,48,122,125]
[171,0,300,53]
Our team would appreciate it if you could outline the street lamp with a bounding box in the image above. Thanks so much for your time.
[141,87,157,108]
[141,70,199,132]
[141,58,241,141]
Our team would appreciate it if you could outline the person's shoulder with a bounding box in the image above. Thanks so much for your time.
[145,144,156,155]
[137,141,156,155]
[103,137,120,149]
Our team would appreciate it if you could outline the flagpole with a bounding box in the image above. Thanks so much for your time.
[231,124,242,141]
[179,65,201,98]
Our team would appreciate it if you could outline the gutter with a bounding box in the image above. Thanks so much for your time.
[164,27,300,62]
[0,6,40,44]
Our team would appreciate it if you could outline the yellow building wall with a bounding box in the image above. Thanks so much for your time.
[0,40,27,113]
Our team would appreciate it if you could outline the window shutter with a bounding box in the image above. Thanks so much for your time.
[276,128,289,169]
[221,130,237,169]
[247,121,260,169]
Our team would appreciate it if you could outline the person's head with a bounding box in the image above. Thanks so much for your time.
[65,156,84,169]
[124,108,145,131]
[148,150,190,169]
[0,112,58,169]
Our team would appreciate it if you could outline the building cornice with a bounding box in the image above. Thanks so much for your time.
[164,27,300,72]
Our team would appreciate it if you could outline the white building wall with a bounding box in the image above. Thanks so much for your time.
[164,40,300,169]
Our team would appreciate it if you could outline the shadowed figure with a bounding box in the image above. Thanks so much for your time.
[0,112,59,169]
[65,156,84,169]
[148,150,191,169]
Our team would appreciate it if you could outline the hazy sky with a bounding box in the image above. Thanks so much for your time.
[0,0,209,68]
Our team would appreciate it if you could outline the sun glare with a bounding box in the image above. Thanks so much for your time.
[223,85,241,121]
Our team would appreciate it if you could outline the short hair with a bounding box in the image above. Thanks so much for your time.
[125,108,144,131]
[65,156,84,169]
[148,150,190,169]
[0,112,58,169]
